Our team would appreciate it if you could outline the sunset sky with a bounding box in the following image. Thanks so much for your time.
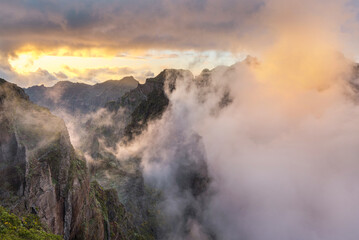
[1,0,359,87]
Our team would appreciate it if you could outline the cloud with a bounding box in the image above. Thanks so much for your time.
[61,66,155,84]
[1,0,358,87]
[118,54,357,239]
[54,72,68,79]
[0,62,153,87]
[64,65,133,78]
[0,65,59,87]
[92,1,359,238]
[1,0,357,57]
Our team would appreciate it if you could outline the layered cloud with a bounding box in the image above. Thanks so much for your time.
[1,0,358,55]
[1,0,359,86]
[0,0,263,55]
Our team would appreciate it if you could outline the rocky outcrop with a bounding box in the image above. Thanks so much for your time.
[102,69,193,142]
[81,69,210,239]
[106,69,192,113]
[0,78,139,239]
[13,68,211,239]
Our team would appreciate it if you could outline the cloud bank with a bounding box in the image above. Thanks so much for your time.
[0,0,357,57]
[128,55,359,240]
[104,1,359,239]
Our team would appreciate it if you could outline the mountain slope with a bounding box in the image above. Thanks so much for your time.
[81,69,212,239]
[21,68,213,239]
[103,69,193,141]
[0,206,62,239]
[25,76,138,114]
[0,78,141,240]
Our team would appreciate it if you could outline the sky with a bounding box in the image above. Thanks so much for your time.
[1,0,359,87]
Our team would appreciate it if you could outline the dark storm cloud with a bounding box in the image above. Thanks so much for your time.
[65,9,102,30]
[1,0,359,88]
[0,0,266,55]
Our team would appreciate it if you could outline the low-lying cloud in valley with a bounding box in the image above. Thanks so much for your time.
[120,58,359,239]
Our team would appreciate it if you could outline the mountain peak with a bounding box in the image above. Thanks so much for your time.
[53,80,74,88]
[26,77,138,114]
[148,69,193,83]
[100,76,139,87]
[0,78,29,101]
[120,76,138,85]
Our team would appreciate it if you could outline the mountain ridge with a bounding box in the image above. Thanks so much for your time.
[25,76,139,114]
[0,78,144,240]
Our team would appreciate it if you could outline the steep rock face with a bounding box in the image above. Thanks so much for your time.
[20,68,212,239]
[25,76,138,114]
[0,79,138,240]
[82,70,195,238]
[103,69,193,142]
[82,69,211,238]
[106,69,192,113]
[85,69,194,172]
[0,82,28,210]
[0,78,76,237]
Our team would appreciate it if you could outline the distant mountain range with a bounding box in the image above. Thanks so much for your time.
[25,76,139,114]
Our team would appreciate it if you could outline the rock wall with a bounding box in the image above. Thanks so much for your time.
[0,79,138,239]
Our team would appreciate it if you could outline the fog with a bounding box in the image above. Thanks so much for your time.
[120,1,359,238]
[58,40,359,240]
[34,0,359,239]
[121,51,359,239]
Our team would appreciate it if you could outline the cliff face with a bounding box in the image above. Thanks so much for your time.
[10,69,212,239]
[25,76,138,114]
[0,79,138,240]
[102,69,193,143]
[81,70,194,238]
[82,69,211,239]
[0,78,75,238]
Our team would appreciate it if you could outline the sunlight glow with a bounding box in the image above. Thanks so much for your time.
[8,48,242,84]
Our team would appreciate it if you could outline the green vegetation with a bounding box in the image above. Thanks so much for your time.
[69,156,87,184]
[90,181,109,223]
[34,137,63,181]
[0,206,62,240]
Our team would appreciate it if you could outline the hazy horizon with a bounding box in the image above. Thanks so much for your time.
[1,0,359,87]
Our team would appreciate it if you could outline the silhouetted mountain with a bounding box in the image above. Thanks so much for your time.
[104,69,193,140]
[25,76,138,114]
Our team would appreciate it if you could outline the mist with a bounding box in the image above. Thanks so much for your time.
[111,1,359,239]
[24,0,359,239]
[120,53,359,240]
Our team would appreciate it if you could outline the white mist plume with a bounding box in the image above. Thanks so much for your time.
[118,0,359,238]
[126,53,359,240]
